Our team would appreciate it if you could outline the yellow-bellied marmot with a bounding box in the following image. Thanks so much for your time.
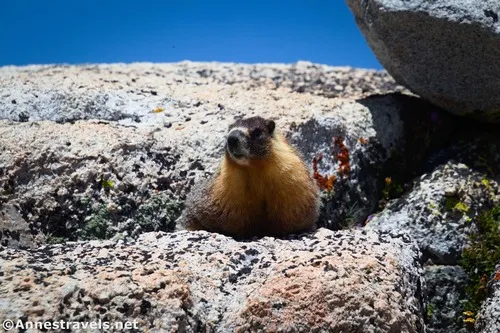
[181,116,320,238]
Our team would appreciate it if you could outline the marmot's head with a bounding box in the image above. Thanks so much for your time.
[226,116,276,166]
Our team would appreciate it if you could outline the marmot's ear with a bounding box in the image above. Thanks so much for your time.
[266,120,275,134]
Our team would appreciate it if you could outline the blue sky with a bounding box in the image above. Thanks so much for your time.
[0,0,382,69]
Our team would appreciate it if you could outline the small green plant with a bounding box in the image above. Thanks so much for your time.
[134,195,183,232]
[460,205,500,323]
[46,234,67,244]
[101,178,115,189]
[444,195,469,213]
[79,204,114,240]
[379,177,404,208]
[426,303,435,319]
[342,201,363,229]
[382,177,404,199]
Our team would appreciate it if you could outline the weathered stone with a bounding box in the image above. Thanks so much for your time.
[346,0,500,123]
[425,266,468,333]
[0,228,425,332]
[0,93,454,246]
[0,62,406,125]
[290,93,457,230]
[476,265,500,333]
[366,161,500,265]
[0,63,432,247]
[1,61,499,332]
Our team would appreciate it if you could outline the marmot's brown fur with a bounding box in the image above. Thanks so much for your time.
[181,116,320,238]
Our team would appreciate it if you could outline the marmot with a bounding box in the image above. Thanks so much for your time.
[181,116,320,238]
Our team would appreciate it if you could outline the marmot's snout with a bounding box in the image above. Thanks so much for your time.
[225,117,276,165]
[226,129,248,160]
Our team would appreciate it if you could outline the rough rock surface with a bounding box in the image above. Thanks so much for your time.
[0,120,197,248]
[0,228,425,333]
[0,63,441,248]
[346,0,500,123]
[0,61,407,124]
[289,93,457,230]
[1,61,499,332]
[366,161,500,265]
[476,265,500,333]
[424,266,468,333]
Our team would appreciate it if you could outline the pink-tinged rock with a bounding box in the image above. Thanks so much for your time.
[0,228,425,332]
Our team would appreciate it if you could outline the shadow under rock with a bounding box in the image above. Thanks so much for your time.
[321,93,461,229]
[357,93,460,183]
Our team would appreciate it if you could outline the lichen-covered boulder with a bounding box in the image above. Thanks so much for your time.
[425,266,468,333]
[1,61,499,332]
[0,63,436,248]
[366,161,500,265]
[0,228,426,332]
[346,0,500,123]
[476,266,500,333]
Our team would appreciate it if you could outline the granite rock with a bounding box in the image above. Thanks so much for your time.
[476,265,500,333]
[346,0,500,123]
[366,161,500,265]
[0,228,425,332]
[0,63,433,247]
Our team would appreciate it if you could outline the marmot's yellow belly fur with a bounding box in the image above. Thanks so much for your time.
[181,117,320,239]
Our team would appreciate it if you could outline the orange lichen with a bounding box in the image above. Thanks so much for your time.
[359,137,368,144]
[334,136,350,178]
[311,136,350,192]
[152,107,164,113]
[312,153,336,192]
[326,175,336,191]
[494,270,500,281]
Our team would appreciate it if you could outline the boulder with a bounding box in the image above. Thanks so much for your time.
[0,229,426,332]
[424,266,468,333]
[0,62,405,124]
[366,161,500,265]
[1,61,499,332]
[345,0,500,123]
[476,265,500,333]
[0,63,443,247]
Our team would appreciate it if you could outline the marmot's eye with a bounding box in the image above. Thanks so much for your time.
[251,128,264,140]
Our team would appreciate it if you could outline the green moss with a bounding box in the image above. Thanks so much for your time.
[134,194,183,232]
[75,193,182,241]
[455,202,470,213]
[46,235,67,244]
[101,178,115,189]
[444,196,470,214]
[426,303,435,319]
[481,179,491,189]
[460,205,500,317]
[79,204,114,240]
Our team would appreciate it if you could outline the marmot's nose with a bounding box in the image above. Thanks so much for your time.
[227,130,245,149]
[227,135,239,149]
